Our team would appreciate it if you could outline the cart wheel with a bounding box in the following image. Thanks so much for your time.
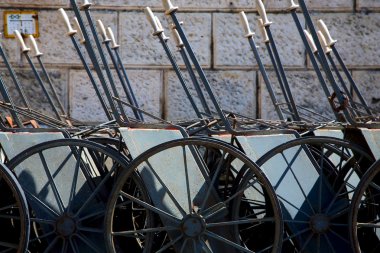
[105,137,283,253]
[0,163,29,253]
[350,159,380,253]
[257,136,374,253]
[6,139,131,253]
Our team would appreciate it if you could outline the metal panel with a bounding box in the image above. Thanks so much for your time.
[314,129,344,139]
[0,132,64,160]
[119,127,184,159]
[361,129,380,159]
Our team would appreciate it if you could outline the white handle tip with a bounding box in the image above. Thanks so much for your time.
[81,0,92,9]
[28,35,43,57]
[256,0,272,26]
[317,19,337,47]
[317,30,332,54]
[162,0,179,15]
[239,11,255,38]
[58,8,77,36]
[287,0,299,11]
[14,30,30,53]
[107,27,120,49]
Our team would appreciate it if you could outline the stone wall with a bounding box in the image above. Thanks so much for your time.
[0,0,379,123]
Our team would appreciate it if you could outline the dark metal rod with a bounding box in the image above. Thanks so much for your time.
[0,44,31,109]
[70,36,113,121]
[67,3,125,124]
[81,7,127,120]
[36,56,66,115]
[24,53,62,120]
[178,47,212,116]
[0,75,24,127]
[247,37,285,120]
[104,41,142,120]
[331,46,373,115]
[264,42,294,117]
[264,26,300,121]
[113,47,145,121]
[289,9,341,121]
[167,11,233,132]
[326,53,359,115]
[157,34,203,119]
[298,0,355,124]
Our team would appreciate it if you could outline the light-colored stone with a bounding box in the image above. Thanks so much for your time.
[119,11,211,67]
[214,13,305,68]
[70,69,163,123]
[32,10,118,67]
[0,11,21,64]
[259,70,335,120]
[352,71,380,113]
[313,13,380,68]
[0,1,66,7]
[357,0,380,10]
[266,0,353,11]
[165,69,256,120]
[0,67,68,120]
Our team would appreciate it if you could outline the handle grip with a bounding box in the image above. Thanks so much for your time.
[144,7,163,35]
[29,35,43,57]
[107,27,120,49]
[14,30,30,53]
[317,19,337,47]
[162,0,179,15]
[256,0,272,26]
[73,17,86,44]
[288,0,299,11]
[155,16,169,41]
[317,30,332,54]
[239,11,255,38]
[82,0,92,9]
[97,19,111,42]
[58,8,77,36]
[258,18,269,43]
[304,30,317,53]
[171,27,183,47]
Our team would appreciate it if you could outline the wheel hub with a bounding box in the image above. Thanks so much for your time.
[310,214,330,234]
[181,214,206,238]
[56,214,77,237]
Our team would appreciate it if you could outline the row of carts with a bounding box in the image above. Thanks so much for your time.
[0,0,379,252]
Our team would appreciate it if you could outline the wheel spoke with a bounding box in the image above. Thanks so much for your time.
[24,188,59,218]
[200,150,227,212]
[182,146,193,214]
[39,151,65,214]
[0,241,18,249]
[42,236,60,253]
[206,217,275,228]
[75,233,103,253]
[66,147,83,214]
[205,230,252,253]
[145,159,187,217]
[112,226,179,237]
[155,234,183,253]
[74,161,117,218]
[119,191,180,224]
[0,204,17,212]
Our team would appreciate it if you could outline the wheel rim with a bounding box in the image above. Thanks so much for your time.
[257,136,374,253]
[350,160,380,253]
[105,137,283,253]
[0,163,29,253]
[7,139,130,253]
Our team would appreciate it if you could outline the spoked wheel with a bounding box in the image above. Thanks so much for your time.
[105,137,283,253]
[6,139,131,253]
[350,159,380,253]
[256,136,374,253]
[0,163,29,253]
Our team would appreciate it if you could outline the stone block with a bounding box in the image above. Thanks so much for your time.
[69,68,163,122]
[28,10,117,67]
[119,11,211,67]
[0,1,66,7]
[214,13,305,68]
[259,70,335,120]
[357,0,380,10]
[165,69,256,121]
[265,0,353,11]
[352,70,380,113]
[0,67,68,121]
[313,13,380,68]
